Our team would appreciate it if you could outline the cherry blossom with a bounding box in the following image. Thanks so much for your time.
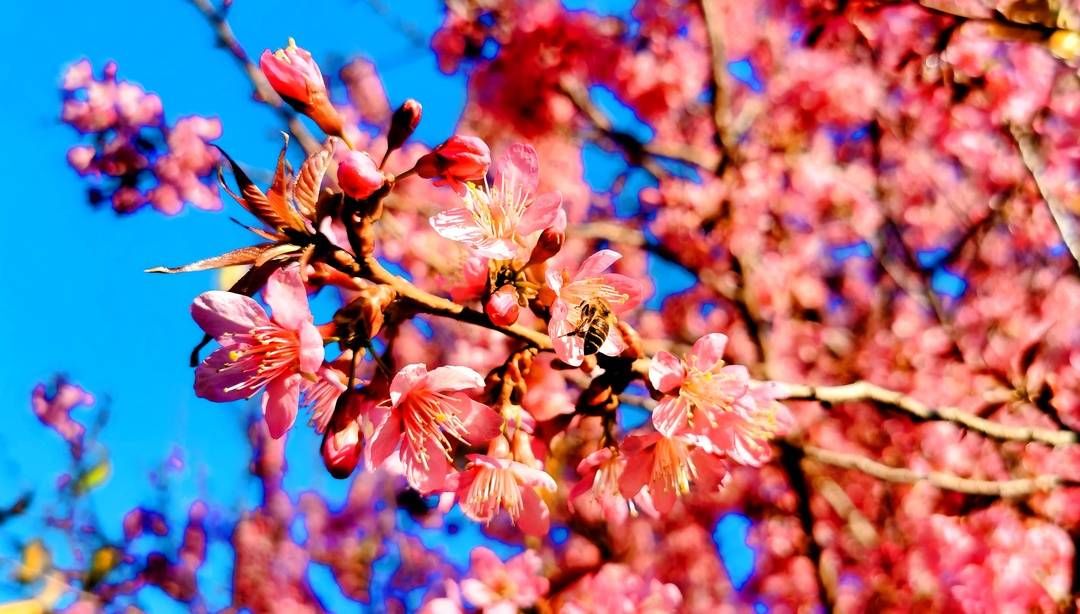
[460,547,549,613]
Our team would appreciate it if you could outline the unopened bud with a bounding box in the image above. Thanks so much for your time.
[259,39,345,138]
[321,420,361,479]
[386,99,422,155]
[338,151,386,200]
[528,208,567,265]
[485,284,520,326]
[414,135,490,193]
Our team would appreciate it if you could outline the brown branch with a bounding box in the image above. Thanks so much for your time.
[778,381,1077,446]
[318,237,553,349]
[188,0,322,155]
[801,443,1070,497]
[778,442,834,612]
[698,0,736,170]
[1011,125,1080,274]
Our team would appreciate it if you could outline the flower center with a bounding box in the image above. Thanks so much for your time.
[218,325,301,397]
[652,437,695,496]
[401,389,471,468]
[464,465,523,522]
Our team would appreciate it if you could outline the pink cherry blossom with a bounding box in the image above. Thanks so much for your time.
[569,447,657,525]
[546,249,644,366]
[455,446,557,536]
[618,431,729,514]
[191,266,324,439]
[430,143,563,259]
[648,333,750,434]
[367,363,502,492]
[461,547,549,614]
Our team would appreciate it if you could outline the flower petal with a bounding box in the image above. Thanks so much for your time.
[516,192,562,236]
[516,487,550,536]
[265,267,313,331]
[649,351,686,393]
[494,142,539,194]
[262,373,301,439]
[451,397,503,445]
[402,437,450,493]
[652,395,691,437]
[597,323,627,358]
[574,249,622,281]
[603,274,646,314]
[191,291,268,339]
[430,208,488,244]
[195,346,257,402]
[425,365,485,393]
[389,363,429,407]
[366,411,401,470]
[550,314,585,367]
[690,333,729,370]
[297,322,325,374]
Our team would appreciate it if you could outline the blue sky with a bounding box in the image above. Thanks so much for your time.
[0,0,754,609]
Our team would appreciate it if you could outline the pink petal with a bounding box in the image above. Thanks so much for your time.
[472,238,518,260]
[194,347,255,402]
[297,322,325,374]
[690,333,729,370]
[468,547,503,579]
[575,447,616,475]
[461,578,496,608]
[265,267,313,331]
[366,411,401,470]
[426,365,485,393]
[516,192,562,236]
[649,351,686,393]
[545,268,564,294]
[493,142,539,194]
[509,463,557,491]
[191,291,268,339]
[574,249,622,281]
[652,395,691,436]
[389,363,429,407]
[516,487,550,536]
[603,274,646,314]
[402,438,450,493]
[550,316,585,367]
[597,323,627,358]
[446,396,502,445]
[262,373,302,439]
[430,208,487,243]
[650,482,677,514]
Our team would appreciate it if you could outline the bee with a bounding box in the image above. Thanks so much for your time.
[563,299,616,356]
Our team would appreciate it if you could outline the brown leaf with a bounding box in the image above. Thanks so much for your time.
[266,135,306,232]
[145,244,272,274]
[217,147,294,231]
[293,145,333,219]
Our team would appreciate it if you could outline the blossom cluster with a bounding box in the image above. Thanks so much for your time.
[62,60,221,214]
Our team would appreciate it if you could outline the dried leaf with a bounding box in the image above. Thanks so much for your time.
[254,242,303,268]
[145,244,271,274]
[294,145,333,219]
[215,147,288,230]
[266,135,306,232]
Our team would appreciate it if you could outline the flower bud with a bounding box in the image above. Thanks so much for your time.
[527,208,566,265]
[386,99,422,155]
[338,151,385,200]
[259,39,344,138]
[485,284,520,327]
[415,135,491,193]
[321,419,362,479]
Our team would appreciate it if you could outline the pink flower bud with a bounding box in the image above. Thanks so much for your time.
[337,151,385,200]
[485,284,520,327]
[528,208,566,264]
[387,99,422,154]
[415,135,491,194]
[259,39,344,137]
[321,420,362,479]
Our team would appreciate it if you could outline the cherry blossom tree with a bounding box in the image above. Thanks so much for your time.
[9,0,1080,611]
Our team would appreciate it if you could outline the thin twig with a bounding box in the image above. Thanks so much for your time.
[698,0,736,170]
[779,381,1076,446]
[801,443,1070,497]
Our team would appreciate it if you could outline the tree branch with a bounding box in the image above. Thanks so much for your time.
[1010,125,1080,275]
[698,0,736,170]
[778,381,1077,446]
[800,443,1071,497]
